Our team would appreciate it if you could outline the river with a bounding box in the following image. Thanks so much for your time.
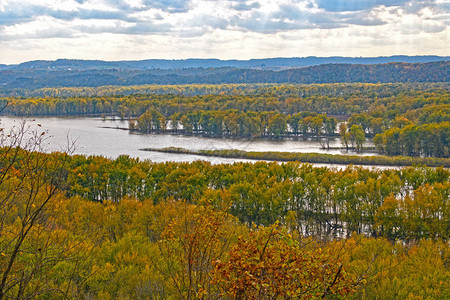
[0,116,383,167]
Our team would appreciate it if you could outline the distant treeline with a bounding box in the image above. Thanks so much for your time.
[2,84,448,120]
[1,82,447,98]
[0,61,447,90]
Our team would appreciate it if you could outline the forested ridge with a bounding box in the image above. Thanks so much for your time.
[0,61,447,90]
[2,56,447,71]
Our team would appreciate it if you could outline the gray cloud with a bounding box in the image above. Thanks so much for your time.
[189,15,230,31]
[106,0,134,11]
[0,4,46,25]
[127,22,173,34]
[0,0,192,28]
[402,0,450,14]
[275,4,311,20]
[346,17,387,26]
[0,4,135,25]
[233,9,316,33]
[141,0,192,13]
[229,4,367,33]
[49,9,135,22]
[74,21,172,35]
[177,27,208,37]
[0,27,76,41]
[232,1,261,11]
[315,0,410,12]
[401,22,447,34]
[237,19,314,33]
[0,1,174,39]
[339,11,387,27]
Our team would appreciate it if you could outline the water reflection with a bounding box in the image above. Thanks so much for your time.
[0,116,382,168]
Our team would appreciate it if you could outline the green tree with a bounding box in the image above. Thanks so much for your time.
[267,114,286,138]
[339,123,351,150]
[350,125,365,151]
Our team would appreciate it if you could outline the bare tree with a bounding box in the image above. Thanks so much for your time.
[0,120,77,299]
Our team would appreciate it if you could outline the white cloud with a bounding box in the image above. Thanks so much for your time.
[0,0,448,63]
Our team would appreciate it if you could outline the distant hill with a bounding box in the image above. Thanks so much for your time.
[0,61,448,90]
[0,56,448,71]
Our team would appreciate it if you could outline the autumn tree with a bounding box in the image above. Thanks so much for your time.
[350,124,365,151]
[339,123,350,150]
[212,224,357,299]
[153,202,241,299]
[266,114,287,138]
[0,120,78,299]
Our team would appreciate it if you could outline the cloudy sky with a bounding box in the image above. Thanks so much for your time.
[0,0,449,64]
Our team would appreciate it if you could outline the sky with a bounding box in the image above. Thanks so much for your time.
[0,0,449,64]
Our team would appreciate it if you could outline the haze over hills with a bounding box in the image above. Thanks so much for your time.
[0,59,448,91]
[0,55,448,71]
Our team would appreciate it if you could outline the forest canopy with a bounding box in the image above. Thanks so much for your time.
[0,141,448,299]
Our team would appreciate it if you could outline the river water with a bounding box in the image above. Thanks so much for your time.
[0,116,381,167]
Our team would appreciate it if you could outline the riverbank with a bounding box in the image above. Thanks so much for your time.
[141,147,450,167]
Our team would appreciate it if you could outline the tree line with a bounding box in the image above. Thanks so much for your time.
[3,151,431,240]
[131,109,338,139]
[2,82,446,98]
[2,84,448,118]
